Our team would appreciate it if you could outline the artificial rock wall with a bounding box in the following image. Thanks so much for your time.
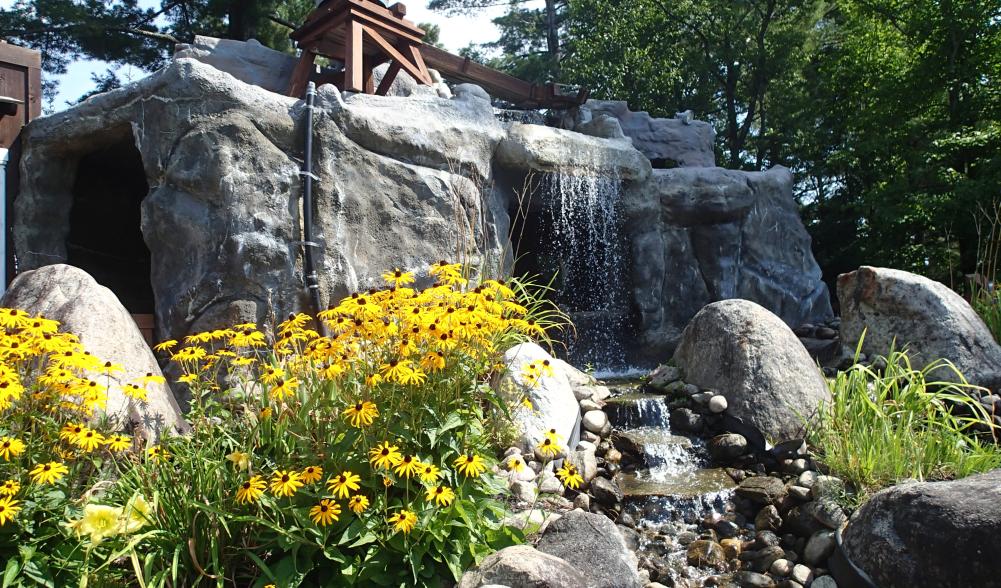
[14,40,832,366]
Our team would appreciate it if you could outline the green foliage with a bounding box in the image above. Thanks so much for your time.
[807,344,1001,502]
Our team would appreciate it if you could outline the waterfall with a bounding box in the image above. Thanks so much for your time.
[540,172,629,371]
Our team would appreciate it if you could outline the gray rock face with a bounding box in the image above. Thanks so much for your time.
[586,100,716,167]
[673,300,831,441]
[838,266,1001,389]
[1,265,186,439]
[15,59,512,345]
[457,544,587,588]
[627,167,833,364]
[536,509,642,588]
[173,36,297,94]
[841,469,1001,588]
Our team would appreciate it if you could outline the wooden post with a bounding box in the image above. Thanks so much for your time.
[287,50,317,97]
[344,20,364,92]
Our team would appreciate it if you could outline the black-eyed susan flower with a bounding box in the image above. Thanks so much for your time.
[388,509,418,534]
[29,461,68,485]
[139,372,166,386]
[309,499,340,526]
[300,465,323,484]
[122,383,148,402]
[557,461,584,490]
[507,455,526,473]
[537,437,561,460]
[0,437,24,461]
[544,427,564,443]
[348,494,369,514]
[236,476,266,504]
[382,268,416,287]
[269,378,299,401]
[0,480,19,496]
[342,400,378,427]
[105,434,132,452]
[270,470,304,497]
[418,463,441,484]
[393,455,423,479]
[75,429,104,452]
[369,442,403,470]
[147,445,171,463]
[326,471,361,498]
[152,340,178,353]
[260,366,285,385]
[59,423,85,444]
[453,453,486,478]
[425,485,455,507]
[0,496,20,525]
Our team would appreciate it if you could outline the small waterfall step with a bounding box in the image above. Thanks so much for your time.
[615,468,735,499]
[605,392,672,429]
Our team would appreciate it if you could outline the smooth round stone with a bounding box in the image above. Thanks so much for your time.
[791,564,814,585]
[784,458,809,474]
[709,394,728,413]
[573,492,590,511]
[503,446,521,457]
[812,576,838,588]
[797,470,819,489]
[714,519,741,539]
[788,485,812,501]
[538,474,563,494]
[720,537,742,559]
[509,479,537,503]
[582,430,601,444]
[731,571,774,588]
[575,440,597,452]
[582,410,609,433]
[605,448,622,463]
[691,391,713,406]
[770,558,794,576]
[686,540,726,567]
[754,504,782,532]
[710,433,748,461]
[804,530,835,565]
[579,398,603,412]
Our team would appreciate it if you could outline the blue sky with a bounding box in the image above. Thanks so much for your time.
[0,0,524,112]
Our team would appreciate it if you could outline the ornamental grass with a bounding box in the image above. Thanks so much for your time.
[0,262,571,587]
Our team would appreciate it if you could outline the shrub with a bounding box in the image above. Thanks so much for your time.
[808,343,1001,503]
[0,263,569,587]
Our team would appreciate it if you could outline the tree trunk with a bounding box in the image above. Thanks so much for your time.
[545,0,561,80]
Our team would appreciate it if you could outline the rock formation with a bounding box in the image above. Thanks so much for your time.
[13,38,832,368]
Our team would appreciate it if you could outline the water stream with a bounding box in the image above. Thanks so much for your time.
[605,385,736,583]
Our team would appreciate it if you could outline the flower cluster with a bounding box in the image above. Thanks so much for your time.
[67,494,152,545]
[0,309,151,530]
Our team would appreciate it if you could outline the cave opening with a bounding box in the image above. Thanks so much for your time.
[66,137,154,316]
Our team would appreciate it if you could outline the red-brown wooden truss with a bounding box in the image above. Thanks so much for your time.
[287,0,588,109]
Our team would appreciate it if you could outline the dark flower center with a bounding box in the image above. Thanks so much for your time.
[281,475,290,482]
[355,402,363,411]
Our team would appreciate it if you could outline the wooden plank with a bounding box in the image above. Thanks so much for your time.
[407,43,430,84]
[421,45,535,102]
[375,61,402,95]
[0,43,41,69]
[287,51,317,97]
[0,64,27,149]
[362,55,376,94]
[361,25,430,85]
[344,20,364,92]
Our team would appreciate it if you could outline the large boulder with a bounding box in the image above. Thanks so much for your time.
[536,508,643,588]
[457,544,587,588]
[673,299,830,441]
[1,265,187,439]
[494,342,579,452]
[496,122,652,181]
[838,266,1001,388]
[626,167,833,364]
[841,469,1001,588]
[173,36,297,94]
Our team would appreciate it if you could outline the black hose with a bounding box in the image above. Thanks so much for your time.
[301,81,324,329]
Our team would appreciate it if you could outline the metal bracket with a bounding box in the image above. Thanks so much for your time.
[298,171,320,180]
[292,240,322,248]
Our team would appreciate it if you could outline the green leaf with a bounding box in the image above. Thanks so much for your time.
[3,558,21,588]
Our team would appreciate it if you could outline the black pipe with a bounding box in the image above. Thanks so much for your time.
[301,81,324,328]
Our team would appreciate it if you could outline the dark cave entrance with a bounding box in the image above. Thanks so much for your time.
[66,137,154,316]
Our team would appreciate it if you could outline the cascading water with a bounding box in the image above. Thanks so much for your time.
[604,386,736,583]
[538,172,630,372]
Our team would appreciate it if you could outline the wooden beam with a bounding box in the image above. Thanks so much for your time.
[375,61,402,96]
[344,19,364,92]
[360,25,431,85]
[287,51,316,97]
